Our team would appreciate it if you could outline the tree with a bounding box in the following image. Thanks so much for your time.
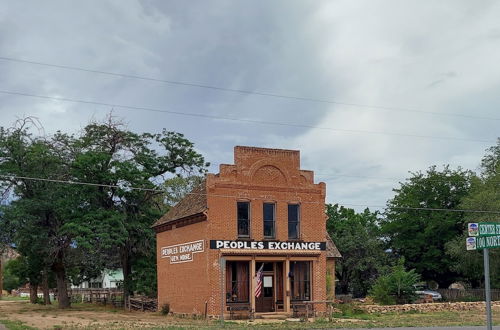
[446,139,500,288]
[370,258,420,305]
[2,257,28,293]
[0,119,69,305]
[159,175,204,208]
[68,117,207,301]
[326,204,388,297]
[0,115,208,308]
[382,166,473,288]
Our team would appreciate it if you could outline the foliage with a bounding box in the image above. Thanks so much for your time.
[159,175,204,208]
[370,258,420,305]
[326,204,388,297]
[446,139,500,288]
[0,115,208,308]
[381,165,473,287]
[2,257,28,293]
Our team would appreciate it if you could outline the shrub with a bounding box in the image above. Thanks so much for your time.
[160,303,170,315]
[370,258,420,305]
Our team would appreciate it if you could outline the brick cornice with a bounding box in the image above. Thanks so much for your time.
[212,183,322,194]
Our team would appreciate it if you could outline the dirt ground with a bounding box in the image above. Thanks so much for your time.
[0,300,214,329]
[1,299,499,329]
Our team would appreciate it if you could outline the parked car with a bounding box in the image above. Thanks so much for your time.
[414,284,442,301]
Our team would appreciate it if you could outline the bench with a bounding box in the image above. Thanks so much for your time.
[228,304,253,320]
[292,303,311,318]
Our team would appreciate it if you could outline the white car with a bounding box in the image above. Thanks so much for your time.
[414,285,442,301]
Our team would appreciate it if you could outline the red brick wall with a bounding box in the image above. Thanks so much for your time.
[156,220,210,315]
[205,146,327,314]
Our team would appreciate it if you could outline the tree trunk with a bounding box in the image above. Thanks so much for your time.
[121,246,132,308]
[42,270,51,305]
[29,283,38,304]
[52,255,70,309]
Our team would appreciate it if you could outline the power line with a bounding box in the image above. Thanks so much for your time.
[2,174,500,214]
[315,172,500,184]
[0,55,498,122]
[338,203,500,214]
[209,163,500,184]
[0,90,495,144]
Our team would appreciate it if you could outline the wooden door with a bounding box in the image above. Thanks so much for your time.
[255,274,274,312]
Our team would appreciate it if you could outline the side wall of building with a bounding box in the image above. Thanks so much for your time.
[156,220,211,315]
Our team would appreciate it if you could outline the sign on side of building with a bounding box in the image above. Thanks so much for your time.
[161,240,205,264]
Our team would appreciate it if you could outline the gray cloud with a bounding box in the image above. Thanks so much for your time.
[0,0,499,210]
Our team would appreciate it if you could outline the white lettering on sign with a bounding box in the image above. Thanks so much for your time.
[161,240,204,264]
[210,240,325,251]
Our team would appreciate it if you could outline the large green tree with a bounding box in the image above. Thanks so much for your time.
[0,116,207,308]
[68,118,207,301]
[0,119,70,305]
[446,140,500,287]
[326,204,388,297]
[382,166,473,288]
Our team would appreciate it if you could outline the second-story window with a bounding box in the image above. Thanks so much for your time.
[263,203,275,238]
[288,204,300,239]
[237,202,250,237]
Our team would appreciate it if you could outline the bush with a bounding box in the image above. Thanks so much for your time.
[160,303,170,315]
[370,258,420,305]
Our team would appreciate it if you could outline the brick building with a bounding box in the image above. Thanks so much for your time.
[153,146,340,317]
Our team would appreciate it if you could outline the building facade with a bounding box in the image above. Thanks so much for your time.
[153,146,340,317]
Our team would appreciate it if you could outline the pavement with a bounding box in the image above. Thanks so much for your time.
[335,327,500,330]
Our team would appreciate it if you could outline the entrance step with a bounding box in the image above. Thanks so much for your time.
[256,313,289,320]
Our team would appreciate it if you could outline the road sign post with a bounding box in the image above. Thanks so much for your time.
[467,222,499,330]
[483,248,492,330]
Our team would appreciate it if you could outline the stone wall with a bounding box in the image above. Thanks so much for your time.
[360,301,500,314]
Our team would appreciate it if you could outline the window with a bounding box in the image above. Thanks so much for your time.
[226,261,249,303]
[263,203,275,238]
[237,202,250,237]
[290,261,311,301]
[288,204,300,239]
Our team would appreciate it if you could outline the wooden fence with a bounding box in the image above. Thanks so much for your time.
[70,288,124,307]
[437,289,500,302]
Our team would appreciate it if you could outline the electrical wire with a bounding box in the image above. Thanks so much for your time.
[0,55,498,122]
[2,174,500,214]
[0,90,495,144]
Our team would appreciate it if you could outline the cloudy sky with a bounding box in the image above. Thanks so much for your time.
[1,0,499,211]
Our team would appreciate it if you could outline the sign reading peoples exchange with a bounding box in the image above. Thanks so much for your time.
[161,240,205,264]
[210,240,326,251]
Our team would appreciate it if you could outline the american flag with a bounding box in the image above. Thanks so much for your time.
[254,263,264,298]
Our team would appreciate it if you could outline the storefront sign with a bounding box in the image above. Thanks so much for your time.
[210,240,326,251]
[161,240,205,264]
[468,223,500,237]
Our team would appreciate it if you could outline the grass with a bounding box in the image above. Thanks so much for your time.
[0,319,36,330]
[0,297,29,302]
[0,300,499,329]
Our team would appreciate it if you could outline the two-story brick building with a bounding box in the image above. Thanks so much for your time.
[153,146,340,317]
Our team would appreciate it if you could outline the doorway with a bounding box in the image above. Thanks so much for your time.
[254,261,284,313]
